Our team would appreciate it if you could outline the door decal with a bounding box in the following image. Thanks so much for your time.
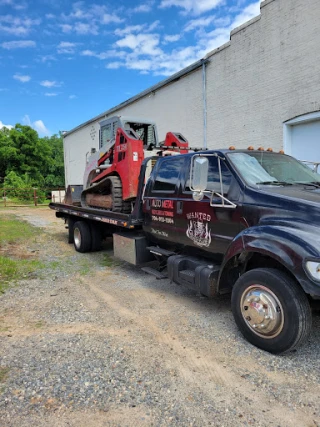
[186,213,211,247]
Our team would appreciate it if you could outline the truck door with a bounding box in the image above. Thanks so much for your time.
[143,155,185,244]
[175,156,243,254]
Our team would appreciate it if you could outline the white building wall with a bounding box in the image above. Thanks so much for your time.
[115,71,204,147]
[64,122,100,188]
[206,0,320,151]
[64,0,320,187]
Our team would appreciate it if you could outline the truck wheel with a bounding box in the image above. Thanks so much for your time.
[67,218,75,244]
[89,223,102,252]
[231,268,312,354]
[73,221,92,253]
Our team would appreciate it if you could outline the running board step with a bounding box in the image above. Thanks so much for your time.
[141,267,168,279]
[147,246,175,257]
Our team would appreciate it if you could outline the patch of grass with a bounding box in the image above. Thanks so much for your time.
[0,216,37,245]
[49,260,62,269]
[33,320,45,328]
[0,367,10,383]
[101,253,117,268]
[78,258,92,276]
[0,256,45,292]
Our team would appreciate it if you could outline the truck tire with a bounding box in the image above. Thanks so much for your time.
[89,222,102,252]
[73,221,92,253]
[231,268,312,354]
[67,217,75,244]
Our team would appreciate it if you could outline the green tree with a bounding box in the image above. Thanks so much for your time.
[0,127,18,182]
[41,133,65,188]
[0,124,65,190]
[4,171,46,202]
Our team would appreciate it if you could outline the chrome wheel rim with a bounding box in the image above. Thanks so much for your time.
[240,285,284,339]
[74,227,81,249]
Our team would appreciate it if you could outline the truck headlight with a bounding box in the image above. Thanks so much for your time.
[305,261,320,281]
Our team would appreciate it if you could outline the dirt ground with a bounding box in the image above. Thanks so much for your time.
[0,207,319,427]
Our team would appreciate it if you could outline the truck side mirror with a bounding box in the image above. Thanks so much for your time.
[190,156,209,192]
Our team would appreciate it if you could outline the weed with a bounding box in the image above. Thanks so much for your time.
[0,368,9,383]
[0,256,45,292]
[101,253,117,267]
[49,261,62,269]
[33,321,45,328]
[77,258,92,276]
[0,216,37,245]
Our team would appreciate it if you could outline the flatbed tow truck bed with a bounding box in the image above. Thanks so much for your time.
[49,202,141,229]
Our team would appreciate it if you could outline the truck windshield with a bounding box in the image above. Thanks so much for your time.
[227,152,320,187]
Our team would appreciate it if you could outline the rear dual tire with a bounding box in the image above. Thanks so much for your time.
[72,221,102,253]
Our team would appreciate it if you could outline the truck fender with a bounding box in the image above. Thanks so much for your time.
[218,225,320,295]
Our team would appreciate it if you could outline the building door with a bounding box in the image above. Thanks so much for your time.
[284,113,320,172]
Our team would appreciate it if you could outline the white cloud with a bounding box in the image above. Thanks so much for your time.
[81,48,127,60]
[114,25,145,37]
[69,94,77,99]
[197,1,261,54]
[33,120,50,135]
[59,3,123,35]
[38,54,57,63]
[184,16,215,32]
[13,74,31,83]
[0,15,41,36]
[131,3,153,13]
[0,120,13,130]
[23,115,50,135]
[1,40,36,49]
[57,41,77,54]
[44,92,58,96]
[116,33,162,56]
[0,0,27,10]
[40,80,62,88]
[60,20,100,35]
[106,62,122,70]
[60,24,73,33]
[22,114,31,126]
[159,0,224,15]
[163,34,181,43]
[80,1,261,77]
[231,2,261,29]
[77,22,99,35]
[101,13,123,24]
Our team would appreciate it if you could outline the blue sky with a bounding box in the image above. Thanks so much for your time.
[0,0,261,136]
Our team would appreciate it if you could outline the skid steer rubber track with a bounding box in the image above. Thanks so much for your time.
[81,175,123,212]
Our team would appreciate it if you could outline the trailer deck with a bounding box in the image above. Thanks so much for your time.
[49,202,141,229]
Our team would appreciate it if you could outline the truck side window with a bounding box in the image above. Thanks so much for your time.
[207,157,232,193]
[153,157,185,192]
[185,157,232,193]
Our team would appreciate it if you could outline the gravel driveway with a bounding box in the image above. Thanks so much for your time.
[0,207,319,427]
